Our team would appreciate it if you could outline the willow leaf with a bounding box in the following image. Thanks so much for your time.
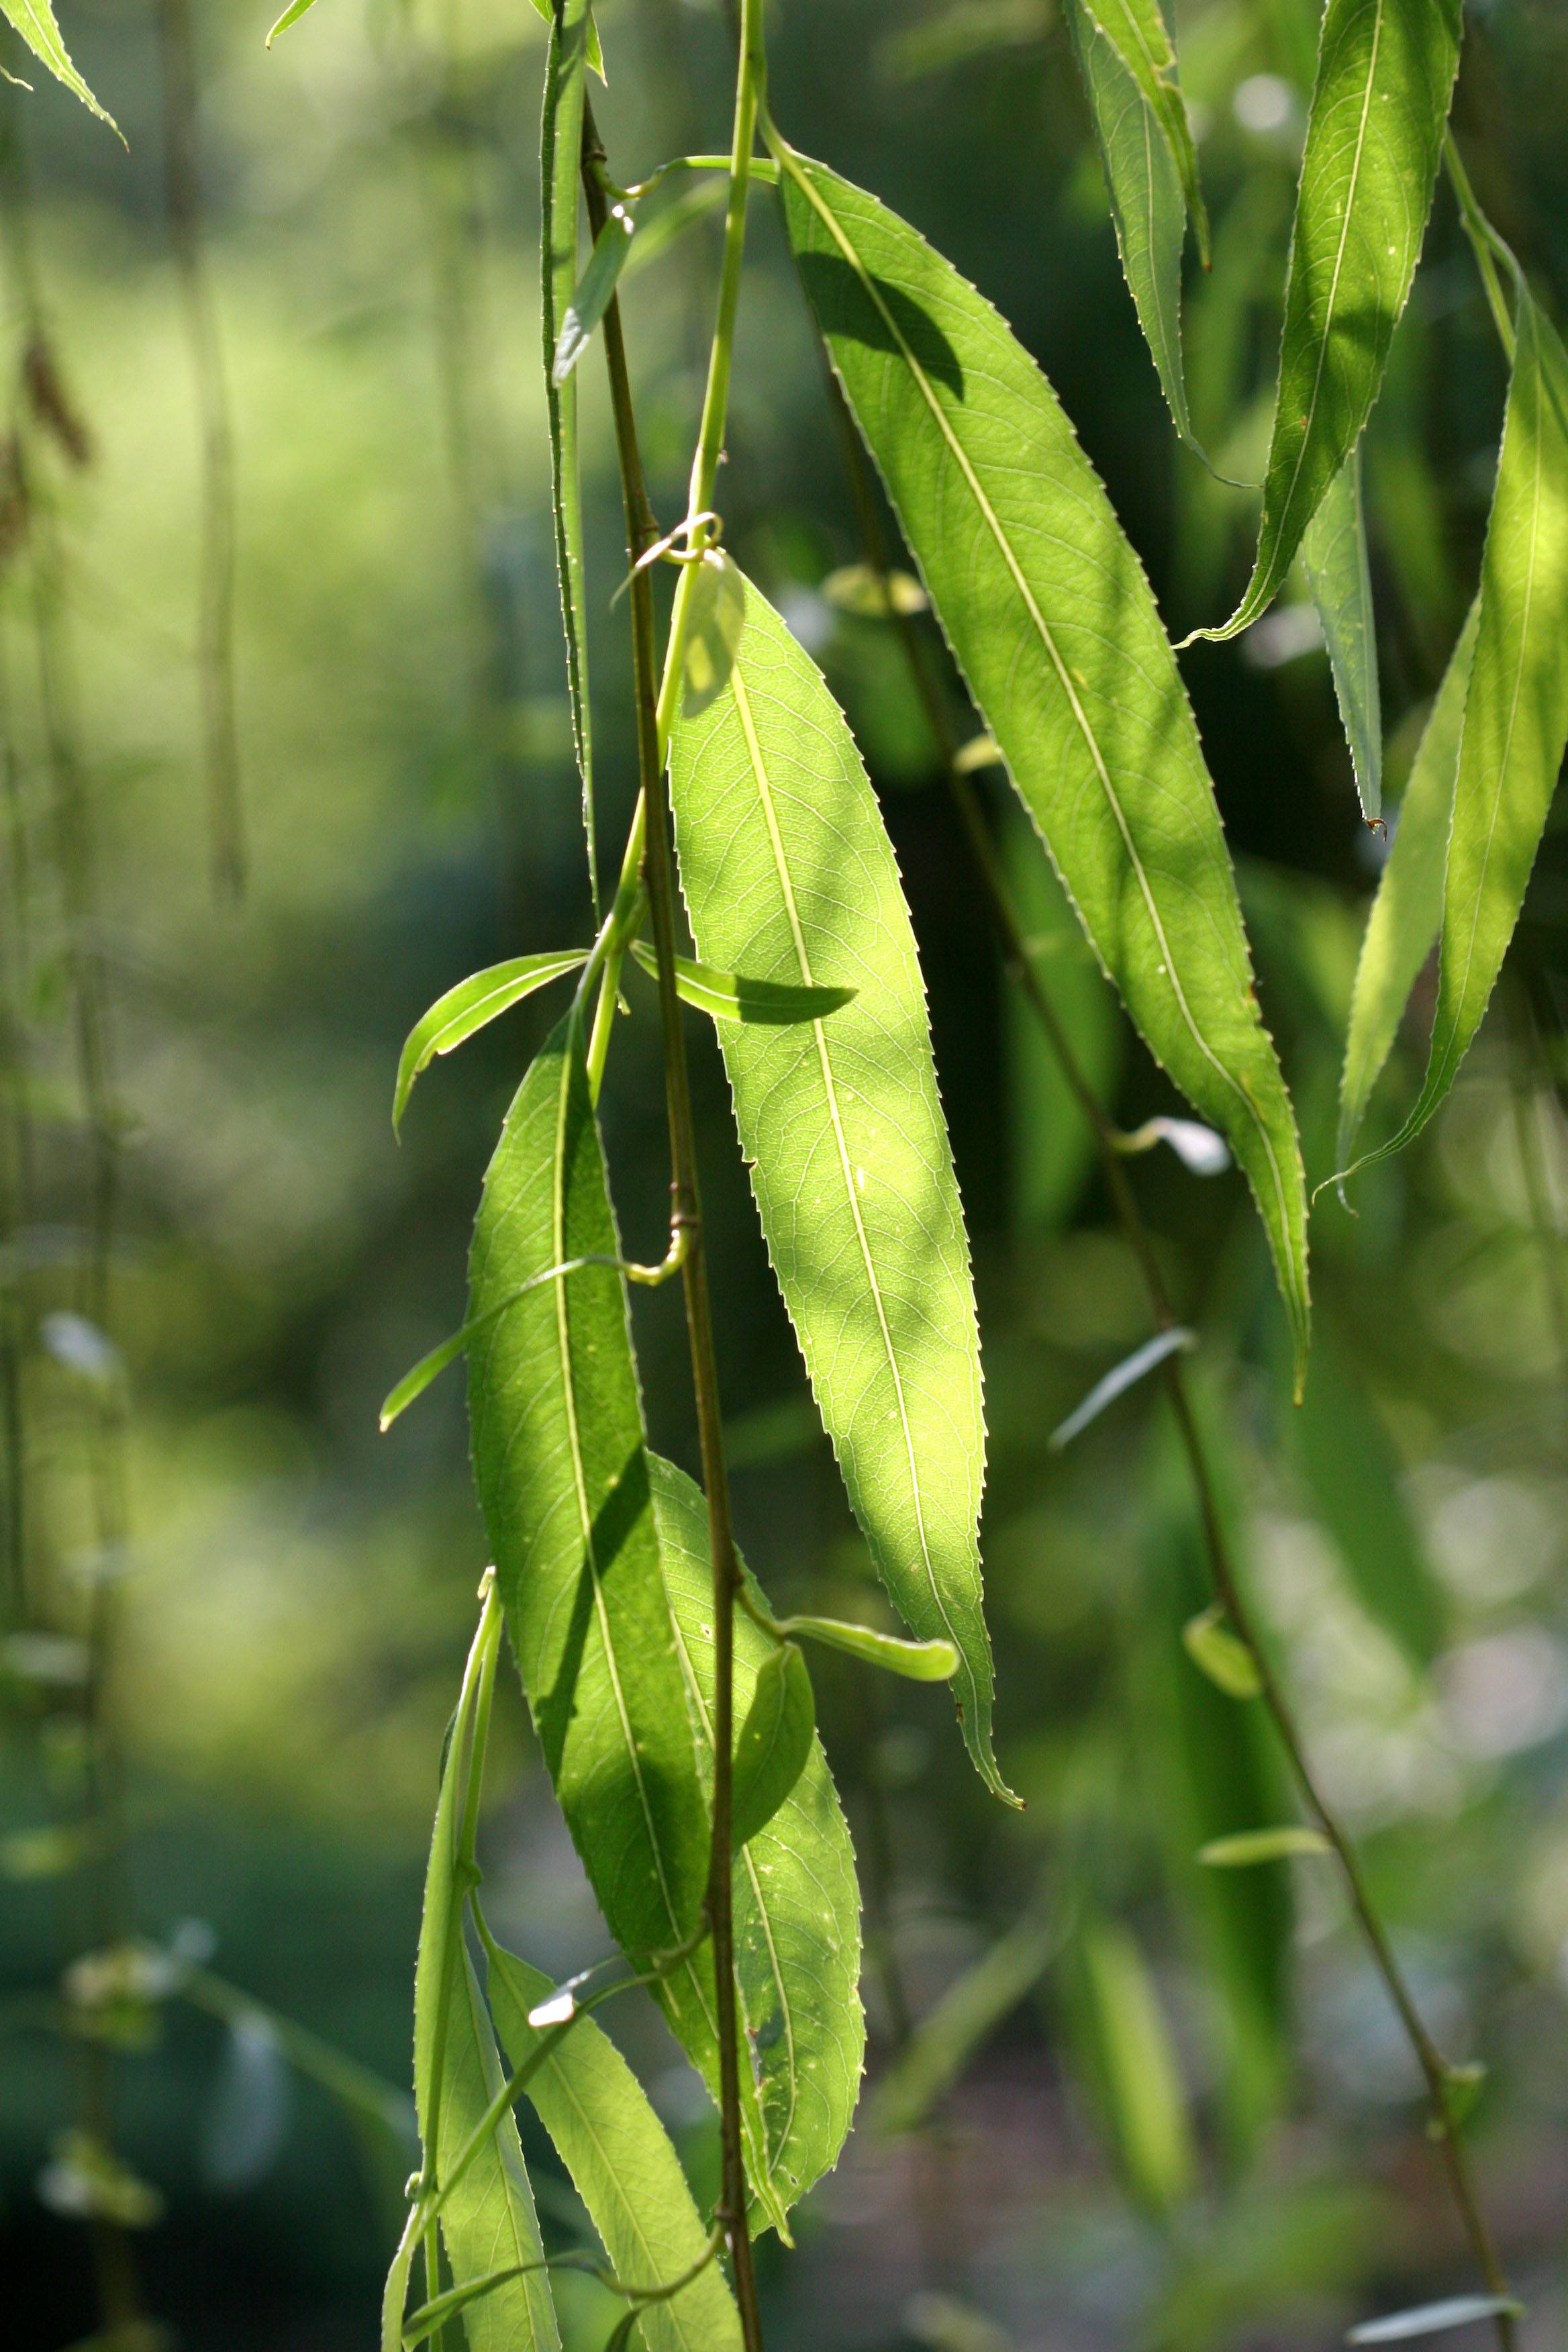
[540,0,597,914]
[628,939,854,1026]
[1064,0,1198,462]
[1338,287,1568,1181]
[778,148,1310,1385]
[407,1606,559,2352]
[1198,0,1462,640]
[1301,447,1382,824]
[483,1931,742,2352]
[669,564,1012,1800]
[1081,0,1207,260]
[648,1456,864,2237]
[395,954,586,1136]
[552,202,636,387]
[1071,1919,1195,2216]
[871,1910,1055,2136]
[467,1015,709,1959]
[1336,599,1477,1167]
[730,1641,814,1850]
[3,0,118,131]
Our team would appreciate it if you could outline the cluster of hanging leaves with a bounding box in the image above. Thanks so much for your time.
[40,0,1531,2333]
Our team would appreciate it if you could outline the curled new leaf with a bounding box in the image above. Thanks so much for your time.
[1182,1605,1263,1700]
[629,939,854,1026]
[771,1613,958,1683]
[669,562,1012,1801]
[1198,1827,1332,1867]
[730,1640,814,1850]
[778,145,1311,1391]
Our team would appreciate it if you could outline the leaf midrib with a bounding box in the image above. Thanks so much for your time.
[726,656,979,1726]
[785,154,1303,1337]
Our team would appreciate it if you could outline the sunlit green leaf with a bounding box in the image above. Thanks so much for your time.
[628,940,854,1026]
[467,1016,710,1959]
[669,564,1013,1802]
[264,0,320,44]
[1195,0,1462,640]
[1337,283,1568,1181]
[1198,1827,1332,1867]
[1336,600,1477,1169]
[779,146,1311,1391]
[730,1640,814,1850]
[1063,0,1211,460]
[3,0,119,130]
[648,1457,865,2238]
[394,954,586,1136]
[483,1928,742,2352]
[1301,448,1382,824]
[540,0,598,913]
[1071,1918,1195,2215]
[871,1910,1056,2135]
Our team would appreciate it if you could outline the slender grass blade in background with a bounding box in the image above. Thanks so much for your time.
[3,0,119,129]
[394,953,587,1134]
[1337,600,1477,1169]
[1063,0,1212,462]
[1193,0,1463,641]
[1293,1319,1444,1665]
[1300,448,1382,824]
[540,0,598,915]
[669,565,1013,1803]
[730,1640,814,1851]
[1069,1918,1195,2216]
[467,1018,709,1958]
[1138,1406,1293,2150]
[871,1909,1057,2136]
[1337,287,1568,1182]
[779,149,1311,1387]
[483,1930,743,2352]
[649,1457,864,2239]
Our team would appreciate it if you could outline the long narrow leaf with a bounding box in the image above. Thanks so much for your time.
[1070,1919,1195,2216]
[871,1910,1057,2135]
[483,1930,743,2352]
[3,0,118,130]
[395,954,586,1135]
[1301,448,1382,824]
[1337,283,1568,1181]
[403,1600,559,2352]
[1336,600,1478,1168]
[777,147,1312,1387]
[669,563,1013,1802]
[467,1015,710,1959]
[628,939,854,1026]
[1195,0,1462,640]
[1063,0,1209,460]
[540,0,597,914]
[552,203,637,387]
[648,1456,865,2237]
[1048,1328,1195,1451]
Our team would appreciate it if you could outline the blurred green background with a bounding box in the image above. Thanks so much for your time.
[1,0,1566,2345]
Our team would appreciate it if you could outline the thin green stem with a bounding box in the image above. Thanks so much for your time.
[1444,133,1516,364]
[822,374,1515,2347]
[582,90,764,2345]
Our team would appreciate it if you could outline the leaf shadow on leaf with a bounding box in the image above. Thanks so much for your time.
[534,1442,650,1777]
[793,252,966,399]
